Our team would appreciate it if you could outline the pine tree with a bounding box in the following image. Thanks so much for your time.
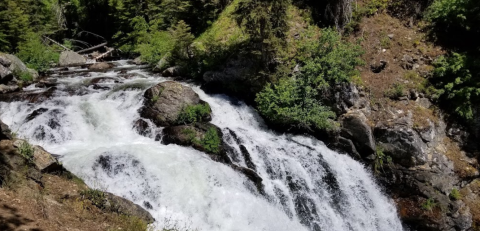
[233,0,290,65]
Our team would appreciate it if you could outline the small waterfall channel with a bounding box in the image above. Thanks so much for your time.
[0,60,403,231]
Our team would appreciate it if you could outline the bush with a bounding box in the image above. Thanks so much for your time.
[425,0,480,49]
[80,189,106,209]
[16,32,59,72]
[430,53,480,120]
[298,28,364,87]
[374,146,392,174]
[256,28,363,131]
[385,83,405,99]
[199,127,221,154]
[256,77,336,131]
[177,104,211,124]
[136,31,175,65]
[450,188,461,200]
[421,198,437,211]
[18,141,34,161]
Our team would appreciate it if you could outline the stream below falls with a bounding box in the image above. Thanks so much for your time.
[0,60,403,231]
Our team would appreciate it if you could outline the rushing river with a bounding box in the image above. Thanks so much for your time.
[0,61,403,231]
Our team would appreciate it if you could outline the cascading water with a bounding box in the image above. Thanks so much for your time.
[0,61,403,231]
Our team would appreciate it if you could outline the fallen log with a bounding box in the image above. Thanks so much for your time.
[43,36,72,51]
[76,42,108,54]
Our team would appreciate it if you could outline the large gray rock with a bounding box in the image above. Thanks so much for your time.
[32,145,62,172]
[59,51,86,67]
[161,66,184,77]
[340,110,375,155]
[103,192,155,224]
[0,53,38,81]
[0,64,13,83]
[140,81,210,126]
[0,84,19,94]
[374,113,427,167]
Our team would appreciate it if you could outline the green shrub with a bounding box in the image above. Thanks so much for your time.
[18,141,34,161]
[425,0,480,49]
[430,53,480,120]
[298,28,364,87]
[80,189,106,209]
[198,127,221,154]
[16,32,59,72]
[256,28,363,131]
[177,104,211,124]
[374,146,392,174]
[17,71,33,82]
[450,188,461,200]
[385,83,405,99]
[136,31,175,65]
[256,77,336,131]
[421,198,437,211]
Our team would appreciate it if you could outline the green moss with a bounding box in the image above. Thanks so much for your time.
[177,104,211,124]
[421,198,437,211]
[450,188,461,200]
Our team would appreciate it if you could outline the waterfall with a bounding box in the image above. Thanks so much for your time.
[0,61,403,231]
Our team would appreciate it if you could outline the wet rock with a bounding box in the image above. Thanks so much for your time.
[0,53,38,81]
[337,137,361,159]
[0,64,13,83]
[88,62,114,71]
[133,119,152,137]
[132,57,146,65]
[31,145,62,173]
[370,60,387,73]
[339,110,375,156]
[59,51,86,67]
[25,108,49,122]
[0,119,12,140]
[161,66,184,77]
[162,123,222,155]
[103,192,155,224]
[153,54,170,73]
[374,113,427,167]
[0,84,19,94]
[140,81,210,127]
[0,87,56,104]
[230,164,263,192]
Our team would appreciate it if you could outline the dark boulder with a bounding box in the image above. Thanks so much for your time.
[162,123,225,156]
[161,66,185,77]
[0,64,13,83]
[140,81,211,127]
[88,62,115,71]
[370,60,388,73]
[374,113,427,167]
[339,110,375,156]
[0,119,12,140]
[133,119,152,137]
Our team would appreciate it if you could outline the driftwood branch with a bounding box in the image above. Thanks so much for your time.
[94,48,115,60]
[43,36,72,51]
[76,42,108,54]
